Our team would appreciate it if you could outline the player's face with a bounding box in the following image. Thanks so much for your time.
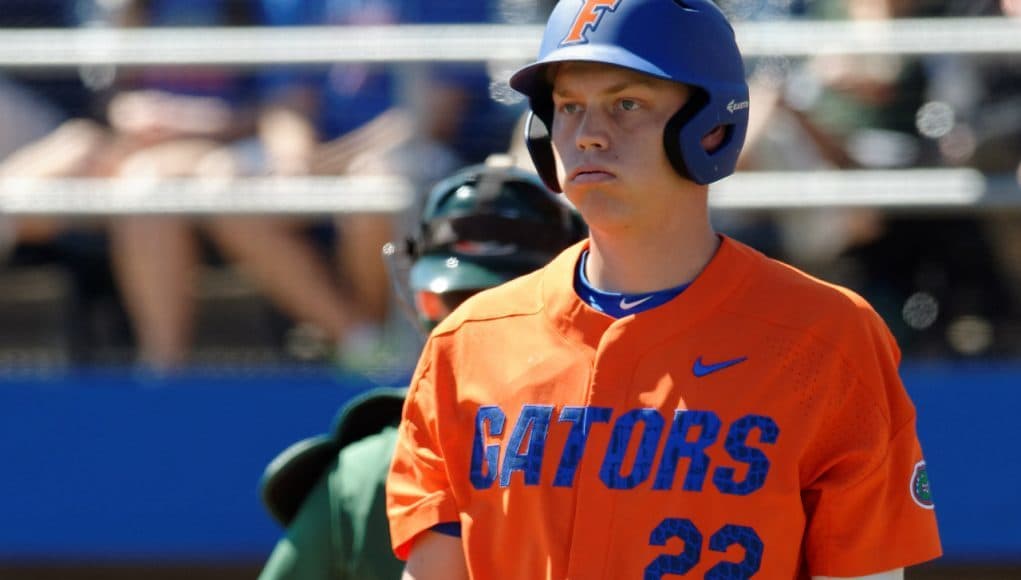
[415,288,480,325]
[550,62,692,235]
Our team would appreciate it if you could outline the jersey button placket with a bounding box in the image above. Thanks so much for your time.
[565,322,636,578]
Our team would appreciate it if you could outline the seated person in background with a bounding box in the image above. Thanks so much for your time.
[257,157,586,579]
[0,0,137,363]
[101,0,265,370]
[194,0,555,373]
[736,0,1016,358]
[190,0,483,375]
[914,0,1021,354]
[0,0,109,249]
[5,0,264,369]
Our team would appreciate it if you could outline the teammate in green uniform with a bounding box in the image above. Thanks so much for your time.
[257,159,586,579]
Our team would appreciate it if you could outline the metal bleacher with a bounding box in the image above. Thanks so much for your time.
[0,18,1018,215]
[0,17,1019,366]
[0,17,1019,367]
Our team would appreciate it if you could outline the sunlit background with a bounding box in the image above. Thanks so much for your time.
[0,0,1019,578]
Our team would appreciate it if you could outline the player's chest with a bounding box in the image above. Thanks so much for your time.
[451,336,826,495]
[447,328,826,578]
[450,345,809,578]
[456,326,819,424]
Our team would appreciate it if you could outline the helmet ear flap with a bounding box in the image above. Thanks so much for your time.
[663,88,709,185]
[524,111,562,193]
[664,87,748,185]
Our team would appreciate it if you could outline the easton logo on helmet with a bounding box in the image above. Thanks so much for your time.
[727,99,750,113]
[561,0,622,46]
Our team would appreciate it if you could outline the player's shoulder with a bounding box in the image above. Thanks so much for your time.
[729,238,888,337]
[430,263,549,336]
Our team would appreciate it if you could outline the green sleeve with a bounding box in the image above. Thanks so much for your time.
[259,426,403,580]
[327,425,404,580]
[259,462,338,580]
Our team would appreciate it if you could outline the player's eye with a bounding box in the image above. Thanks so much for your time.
[557,101,582,115]
[618,99,641,112]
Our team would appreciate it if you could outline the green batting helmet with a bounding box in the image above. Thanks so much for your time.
[387,162,586,331]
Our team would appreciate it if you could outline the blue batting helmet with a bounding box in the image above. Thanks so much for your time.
[509,0,749,188]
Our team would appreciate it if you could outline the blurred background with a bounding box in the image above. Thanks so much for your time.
[0,0,1018,578]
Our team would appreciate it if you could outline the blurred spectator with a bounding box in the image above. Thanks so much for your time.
[1,0,534,372]
[737,0,936,252]
[0,0,110,250]
[189,0,535,375]
[0,0,134,363]
[93,0,263,370]
[13,0,1012,366]
[187,0,463,376]
[915,0,1021,353]
[404,0,532,163]
[709,0,811,259]
[736,0,1018,357]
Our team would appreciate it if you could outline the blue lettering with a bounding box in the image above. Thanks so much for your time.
[713,415,779,495]
[553,406,612,487]
[470,404,780,496]
[500,405,554,487]
[600,409,664,490]
[644,517,701,579]
[705,524,764,579]
[653,410,721,491]
[470,406,505,489]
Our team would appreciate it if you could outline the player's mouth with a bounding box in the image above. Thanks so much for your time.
[568,165,615,184]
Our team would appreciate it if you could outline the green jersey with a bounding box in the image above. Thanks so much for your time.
[259,388,407,580]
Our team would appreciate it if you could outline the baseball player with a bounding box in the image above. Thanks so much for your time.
[257,159,586,580]
[386,1,942,579]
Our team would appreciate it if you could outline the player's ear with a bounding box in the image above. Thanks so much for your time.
[701,125,727,154]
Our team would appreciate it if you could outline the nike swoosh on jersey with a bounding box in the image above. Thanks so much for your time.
[619,295,653,310]
[692,355,748,377]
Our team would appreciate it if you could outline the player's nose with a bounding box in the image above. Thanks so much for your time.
[575,110,609,151]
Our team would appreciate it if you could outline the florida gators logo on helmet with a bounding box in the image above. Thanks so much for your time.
[561,0,622,46]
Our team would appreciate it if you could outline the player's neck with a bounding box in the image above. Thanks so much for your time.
[585,221,719,295]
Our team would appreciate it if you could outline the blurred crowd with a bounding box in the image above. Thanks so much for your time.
[0,0,1018,373]
[725,0,1021,360]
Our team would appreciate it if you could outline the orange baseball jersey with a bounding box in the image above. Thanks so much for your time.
[386,235,941,579]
